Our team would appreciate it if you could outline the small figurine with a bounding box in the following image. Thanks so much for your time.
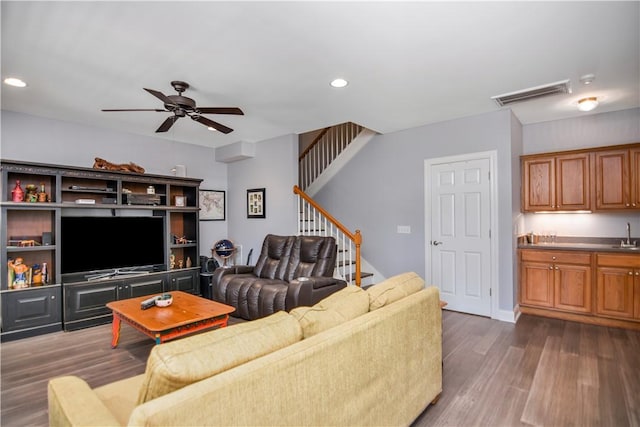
[178,259,184,269]
[170,252,176,270]
[11,180,24,202]
[8,257,31,289]
[37,182,48,202]
[25,184,38,202]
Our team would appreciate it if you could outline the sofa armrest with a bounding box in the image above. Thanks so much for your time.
[48,376,121,427]
[286,277,347,309]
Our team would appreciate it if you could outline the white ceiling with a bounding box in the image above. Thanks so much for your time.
[2,1,639,149]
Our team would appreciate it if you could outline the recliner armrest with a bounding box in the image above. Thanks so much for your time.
[211,265,254,283]
[286,277,348,310]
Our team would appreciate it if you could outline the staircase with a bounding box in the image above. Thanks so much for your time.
[296,122,376,286]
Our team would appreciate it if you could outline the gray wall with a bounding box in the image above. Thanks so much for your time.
[0,110,228,258]
[314,109,518,314]
[226,133,298,260]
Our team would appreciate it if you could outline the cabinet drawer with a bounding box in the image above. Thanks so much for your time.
[597,253,640,268]
[520,250,591,265]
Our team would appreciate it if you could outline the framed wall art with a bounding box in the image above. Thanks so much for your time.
[199,190,225,221]
[247,188,266,218]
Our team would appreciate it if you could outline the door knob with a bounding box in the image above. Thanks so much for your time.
[432,241,443,246]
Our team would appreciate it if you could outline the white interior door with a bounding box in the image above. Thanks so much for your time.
[427,156,492,316]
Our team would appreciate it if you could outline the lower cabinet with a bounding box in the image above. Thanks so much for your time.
[596,254,640,320]
[520,249,640,329]
[520,250,592,314]
[1,286,62,340]
[63,269,198,331]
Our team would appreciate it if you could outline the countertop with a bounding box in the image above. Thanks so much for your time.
[518,237,640,254]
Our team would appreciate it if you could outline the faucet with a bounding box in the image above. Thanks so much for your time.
[621,222,636,248]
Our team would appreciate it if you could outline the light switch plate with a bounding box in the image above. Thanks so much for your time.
[397,225,411,234]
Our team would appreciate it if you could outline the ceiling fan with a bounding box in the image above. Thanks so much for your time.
[102,81,243,134]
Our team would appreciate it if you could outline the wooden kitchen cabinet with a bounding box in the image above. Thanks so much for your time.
[522,152,590,212]
[596,253,640,320]
[520,250,592,313]
[594,147,640,210]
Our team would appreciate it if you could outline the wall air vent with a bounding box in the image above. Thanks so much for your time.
[491,79,571,107]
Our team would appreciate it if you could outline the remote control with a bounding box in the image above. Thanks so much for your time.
[140,296,159,310]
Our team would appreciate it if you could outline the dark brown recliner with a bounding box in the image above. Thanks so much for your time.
[210,234,347,320]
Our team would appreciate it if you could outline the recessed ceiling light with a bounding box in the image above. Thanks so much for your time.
[4,77,27,88]
[577,97,599,112]
[330,78,348,88]
[207,127,217,132]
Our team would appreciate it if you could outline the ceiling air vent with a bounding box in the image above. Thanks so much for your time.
[491,79,571,107]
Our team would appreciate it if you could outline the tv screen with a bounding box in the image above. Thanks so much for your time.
[61,216,165,275]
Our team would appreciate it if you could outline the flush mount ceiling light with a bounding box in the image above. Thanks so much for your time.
[577,97,599,112]
[579,74,595,85]
[3,77,27,87]
[330,78,348,88]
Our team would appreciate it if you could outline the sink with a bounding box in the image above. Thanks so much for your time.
[613,245,640,251]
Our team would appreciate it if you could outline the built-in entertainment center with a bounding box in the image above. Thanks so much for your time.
[1,159,203,341]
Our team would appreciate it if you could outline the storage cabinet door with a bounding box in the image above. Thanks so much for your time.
[64,282,119,322]
[632,148,640,209]
[634,271,640,319]
[556,154,590,210]
[1,287,61,332]
[595,149,629,210]
[521,261,554,307]
[523,157,555,211]
[554,263,592,313]
[167,270,198,294]
[126,276,164,297]
[596,266,634,318]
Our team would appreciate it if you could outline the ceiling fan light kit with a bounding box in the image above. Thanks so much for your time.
[102,80,243,134]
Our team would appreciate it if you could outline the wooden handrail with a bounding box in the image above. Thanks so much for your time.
[298,127,330,161]
[293,185,362,286]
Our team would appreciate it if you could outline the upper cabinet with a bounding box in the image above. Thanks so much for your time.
[522,152,590,212]
[595,147,640,210]
[522,142,639,213]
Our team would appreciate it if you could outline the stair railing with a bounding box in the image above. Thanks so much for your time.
[293,185,362,286]
[298,122,363,190]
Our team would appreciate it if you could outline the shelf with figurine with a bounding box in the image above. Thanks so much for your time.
[7,257,51,290]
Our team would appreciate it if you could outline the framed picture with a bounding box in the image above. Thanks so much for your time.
[174,195,186,207]
[199,190,225,221]
[247,188,266,218]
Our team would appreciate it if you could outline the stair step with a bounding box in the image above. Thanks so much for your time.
[344,272,373,283]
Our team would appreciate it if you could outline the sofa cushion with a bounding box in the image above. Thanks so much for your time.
[290,285,369,338]
[137,310,302,404]
[367,271,425,310]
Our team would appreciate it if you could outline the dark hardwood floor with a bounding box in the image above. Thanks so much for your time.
[2,311,639,427]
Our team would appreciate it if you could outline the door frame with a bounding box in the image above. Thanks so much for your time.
[424,150,499,319]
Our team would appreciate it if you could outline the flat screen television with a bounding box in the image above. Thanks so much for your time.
[61,216,165,276]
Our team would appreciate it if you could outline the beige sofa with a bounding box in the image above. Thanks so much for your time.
[48,272,442,426]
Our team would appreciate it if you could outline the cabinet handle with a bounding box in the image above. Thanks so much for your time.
[51,295,55,299]
[629,271,634,275]
[552,256,556,260]
[549,265,554,270]
[626,204,631,207]
[555,267,559,270]
[636,271,639,276]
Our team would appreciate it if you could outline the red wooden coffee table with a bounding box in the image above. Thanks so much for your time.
[106,291,235,348]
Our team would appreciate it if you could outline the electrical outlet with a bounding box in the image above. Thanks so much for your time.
[397,225,411,234]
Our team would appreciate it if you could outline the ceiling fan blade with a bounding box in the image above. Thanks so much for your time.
[196,107,244,115]
[191,115,233,134]
[144,88,175,105]
[156,115,179,133]
[102,109,166,112]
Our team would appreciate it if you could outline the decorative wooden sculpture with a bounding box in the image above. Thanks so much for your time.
[93,157,145,174]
